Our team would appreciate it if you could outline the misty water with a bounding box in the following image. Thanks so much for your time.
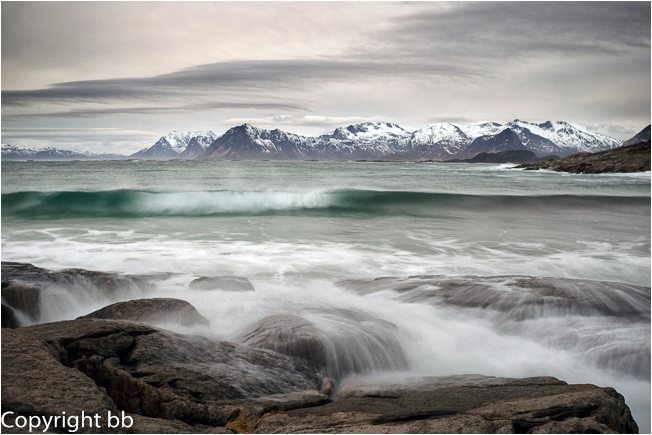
[2,160,650,431]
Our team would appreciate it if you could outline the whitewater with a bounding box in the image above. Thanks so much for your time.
[1,160,650,431]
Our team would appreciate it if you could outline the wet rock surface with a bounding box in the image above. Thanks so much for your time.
[238,313,407,382]
[1,316,640,433]
[1,262,155,299]
[78,298,210,327]
[0,264,642,434]
[1,282,41,323]
[190,276,255,292]
[338,275,650,321]
[256,375,638,434]
[9,318,323,429]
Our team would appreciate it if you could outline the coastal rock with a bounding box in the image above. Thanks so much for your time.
[1,282,41,322]
[19,319,322,427]
[1,327,118,432]
[1,261,154,299]
[1,304,19,328]
[78,298,210,327]
[254,374,639,434]
[2,318,639,434]
[514,140,650,173]
[189,276,255,292]
[238,313,407,381]
[239,315,327,368]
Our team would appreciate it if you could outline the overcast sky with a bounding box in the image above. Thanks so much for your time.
[2,2,650,154]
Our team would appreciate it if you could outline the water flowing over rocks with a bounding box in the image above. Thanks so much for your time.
[338,275,650,321]
[78,298,210,327]
[0,263,642,433]
[190,276,255,292]
[339,275,651,381]
[2,317,639,433]
[1,282,41,327]
[238,313,407,383]
[1,262,155,324]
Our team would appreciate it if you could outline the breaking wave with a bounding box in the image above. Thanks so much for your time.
[2,189,650,219]
[2,190,650,219]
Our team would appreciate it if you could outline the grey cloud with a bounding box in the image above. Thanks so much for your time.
[379,2,650,62]
[3,101,308,120]
[2,57,479,108]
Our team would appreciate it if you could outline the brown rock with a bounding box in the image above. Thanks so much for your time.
[1,283,41,322]
[254,375,638,434]
[78,298,210,327]
[19,319,322,427]
[1,327,117,433]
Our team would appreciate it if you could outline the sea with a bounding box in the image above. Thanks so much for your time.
[2,160,650,431]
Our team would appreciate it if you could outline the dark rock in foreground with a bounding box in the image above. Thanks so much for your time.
[1,316,640,433]
[190,276,255,292]
[78,298,210,327]
[14,319,323,426]
[256,374,638,434]
[2,327,118,433]
[514,140,650,173]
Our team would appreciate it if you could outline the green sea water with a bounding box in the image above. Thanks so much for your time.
[2,160,650,430]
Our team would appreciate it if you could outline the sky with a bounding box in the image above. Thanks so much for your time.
[2,1,650,154]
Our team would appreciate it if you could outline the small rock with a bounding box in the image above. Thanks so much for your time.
[78,298,210,327]
[189,276,255,292]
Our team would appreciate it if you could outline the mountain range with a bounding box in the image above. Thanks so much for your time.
[0,144,126,161]
[4,121,647,162]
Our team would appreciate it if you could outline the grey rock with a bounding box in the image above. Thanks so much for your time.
[1,262,155,301]
[20,319,322,427]
[78,298,210,327]
[190,276,255,292]
[254,374,638,434]
[338,275,650,321]
[1,327,118,433]
[238,313,407,382]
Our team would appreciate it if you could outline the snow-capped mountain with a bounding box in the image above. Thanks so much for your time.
[199,123,412,160]
[179,132,219,159]
[400,120,622,160]
[308,123,411,158]
[507,120,622,155]
[408,124,473,159]
[131,131,216,159]
[1,144,124,160]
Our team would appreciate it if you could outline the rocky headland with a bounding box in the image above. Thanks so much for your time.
[514,140,650,174]
[1,262,642,433]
